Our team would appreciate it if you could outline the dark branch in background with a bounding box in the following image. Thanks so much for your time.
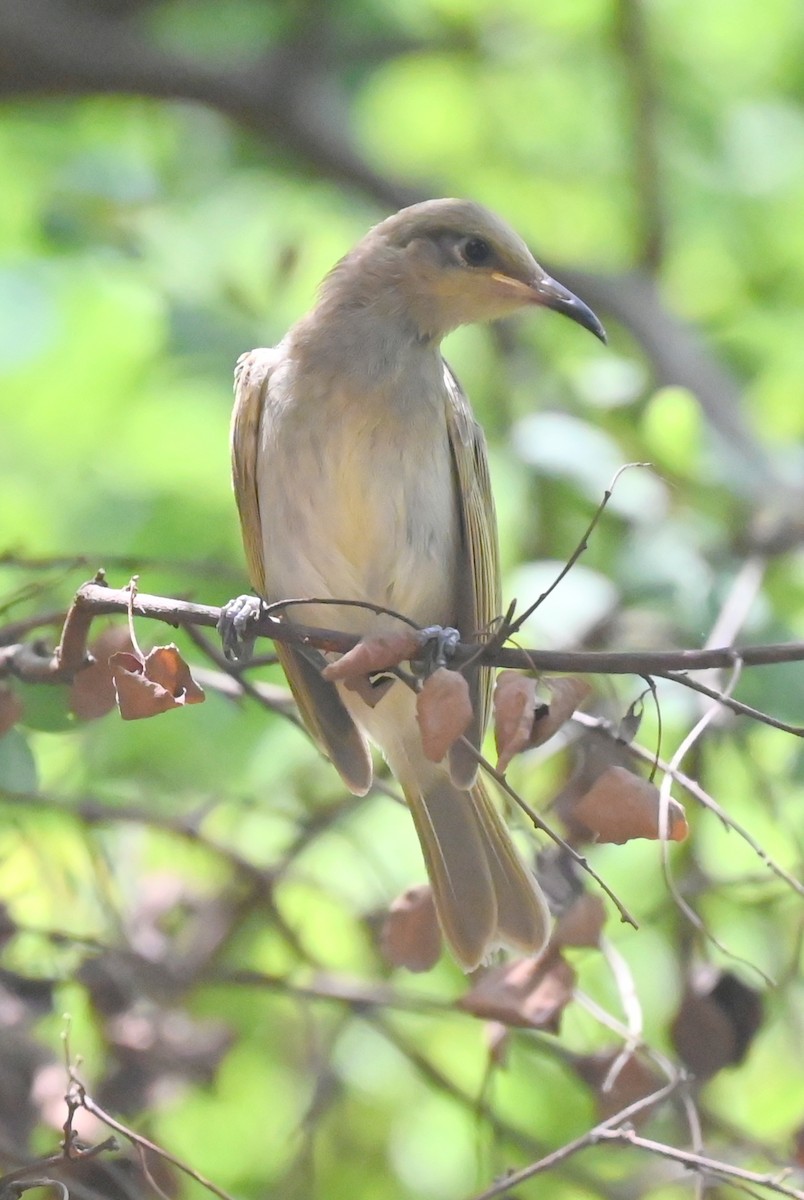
[0,0,422,212]
[614,0,665,272]
[0,0,802,516]
[554,265,788,505]
[2,580,802,737]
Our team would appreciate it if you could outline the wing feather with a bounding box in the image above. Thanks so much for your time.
[230,349,372,795]
[231,350,276,596]
[443,365,502,786]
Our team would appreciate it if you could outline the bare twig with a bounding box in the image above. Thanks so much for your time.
[466,1077,681,1200]
[597,1128,804,1200]
[658,661,776,984]
[508,464,650,633]
[0,1139,118,1200]
[467,1077,804,1200]
[3,583,801,739]
[67,1073,238,1200]
[461,739,639,929]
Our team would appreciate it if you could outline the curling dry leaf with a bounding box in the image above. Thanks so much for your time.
[552,893,607,949]
[671,972,762,1080]
[416,667,473,763]
[573,765,688,844]
[111,644,205,720]
[459,950,575,1033]
[530,676,592,748]
[617,695,644,744]
[322,630,422,683]
[493,673,590,770]
[380,885,442,973]
[71,624,135,720]
[341,673,394,709]
[493,672,545,771]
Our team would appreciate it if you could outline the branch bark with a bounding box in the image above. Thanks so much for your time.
[2,580,801,736]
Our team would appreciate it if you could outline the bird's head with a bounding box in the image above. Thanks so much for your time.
[325,198,606,345]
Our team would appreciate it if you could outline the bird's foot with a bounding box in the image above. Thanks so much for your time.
[415,625,461,674]
[218,594,265,663]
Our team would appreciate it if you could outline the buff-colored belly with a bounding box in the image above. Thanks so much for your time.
[257,382,459,638]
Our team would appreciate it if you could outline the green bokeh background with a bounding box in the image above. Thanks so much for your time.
[0,2,802,1198]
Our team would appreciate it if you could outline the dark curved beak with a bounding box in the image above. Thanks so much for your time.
[530,273,607,343]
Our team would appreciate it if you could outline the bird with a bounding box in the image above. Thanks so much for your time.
[224,198,605,971]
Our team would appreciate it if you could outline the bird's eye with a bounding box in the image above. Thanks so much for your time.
[459,236,492,267]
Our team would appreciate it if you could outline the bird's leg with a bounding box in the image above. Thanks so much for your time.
[414,625,462,675]
[217,594,265,663]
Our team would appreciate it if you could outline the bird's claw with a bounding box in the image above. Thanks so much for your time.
[218,594,265,663]
[416,625,461,674]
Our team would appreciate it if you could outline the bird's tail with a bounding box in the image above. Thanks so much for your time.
[403,773,551,971]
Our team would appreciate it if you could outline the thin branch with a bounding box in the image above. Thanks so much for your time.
[658,661,776,985]
[656,670,802,736]
[466,1077,681,1200]
[508,463,651,633]
[0,1139,118,1200]
[3,582,800,739]
[464,739,639,929]
[467,1079,804,1200]
[615,0,665,271]
[68,1075,238,1200]
[597,1129,804,1200]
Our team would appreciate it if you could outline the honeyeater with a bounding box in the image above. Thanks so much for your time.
[225,198,605,970]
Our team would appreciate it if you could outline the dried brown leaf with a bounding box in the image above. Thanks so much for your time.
[145,645,205,702]
[493,671,543,771]
[552,893,607,949]
[380,885,442,973]
[573,765,688,844]
[671,972,763,1080]
[459,951,575,1033]
[343,674,394,708]
[618,696,644,744]
[111,644,205,721]
[322,630,422,683]
[416,668,473,763]
[530,676,592,748]
[493,673,590,769]
[70,625,135,720]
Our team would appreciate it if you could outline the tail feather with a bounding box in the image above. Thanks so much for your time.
[340,679,551,970]
[470,782,552,955]
[404,776,497,970]
[405,774,551,971]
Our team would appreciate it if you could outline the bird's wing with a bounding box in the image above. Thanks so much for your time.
[443,364,502,787]
[230,349,373,796]
[231,349,277,595]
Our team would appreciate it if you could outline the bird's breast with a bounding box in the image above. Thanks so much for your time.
[257,368,460,636]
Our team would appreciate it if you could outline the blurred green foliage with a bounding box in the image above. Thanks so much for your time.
[0,1,802,1198]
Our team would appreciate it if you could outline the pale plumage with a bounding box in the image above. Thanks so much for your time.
[229,198,604,969]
